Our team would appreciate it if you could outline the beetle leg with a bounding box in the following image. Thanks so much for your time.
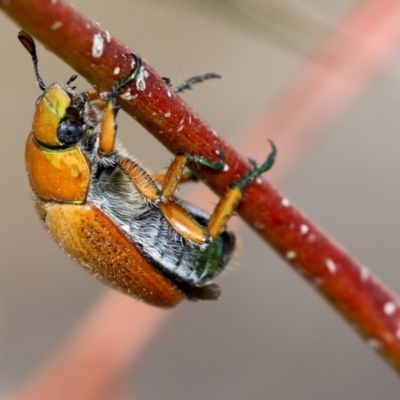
[155,150,228,244]
[145,153,211,243]
[118,155,211,244]
[158,201,210,244]
[99,54,142,156]
[98,99,118,155]
[160,153,187,200]
[86,88,101,101]
[86,88,107,110]
[157,143,275,242]
[151,169,198,187]
[117,157,161,201]
[207,140,277,238]
[161,151,224,200]
[119,140,275,245]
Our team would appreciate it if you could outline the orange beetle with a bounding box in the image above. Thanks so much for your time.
[19,31,276,307]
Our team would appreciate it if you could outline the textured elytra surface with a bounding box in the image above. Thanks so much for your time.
[39,199,185,307]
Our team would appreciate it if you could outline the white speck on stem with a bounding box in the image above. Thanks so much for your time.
[300,224,309,235]
[281,198,290,207]
[50,21,63,30]
[113,67,121,75]
[120,90,136,101]
[325,258,337,274]
[135,67,147,92]
[360,266,369,282]
[383,302,396,316]
[286,250,297,260]
[92,33,104,58]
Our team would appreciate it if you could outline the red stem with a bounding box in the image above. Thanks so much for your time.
[2,0,400,373]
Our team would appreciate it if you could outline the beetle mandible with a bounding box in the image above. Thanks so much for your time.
[18,30,276,307]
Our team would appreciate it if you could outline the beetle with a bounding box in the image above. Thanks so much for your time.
[18,30,276,307]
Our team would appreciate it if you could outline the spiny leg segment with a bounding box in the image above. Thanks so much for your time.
[99,54,142,156]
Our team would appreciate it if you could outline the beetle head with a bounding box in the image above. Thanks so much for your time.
[33,83,83,148]
[18,31,83,148]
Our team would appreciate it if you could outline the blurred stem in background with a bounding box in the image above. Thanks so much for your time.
[226,0,332,55]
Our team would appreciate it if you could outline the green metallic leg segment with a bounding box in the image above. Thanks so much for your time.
[185,150,226,171]
[234,140,277,191]
[110,54,142,97]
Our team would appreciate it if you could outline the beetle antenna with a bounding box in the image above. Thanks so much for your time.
[18,30,47,91]
[175,73,221,94]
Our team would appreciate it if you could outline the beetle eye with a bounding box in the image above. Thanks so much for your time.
[57,119,83,145]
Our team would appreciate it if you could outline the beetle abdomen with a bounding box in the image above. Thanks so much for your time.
[133,206,235,284]
[94,196,236,285]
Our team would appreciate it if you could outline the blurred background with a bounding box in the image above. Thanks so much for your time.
[1,0,400,398]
